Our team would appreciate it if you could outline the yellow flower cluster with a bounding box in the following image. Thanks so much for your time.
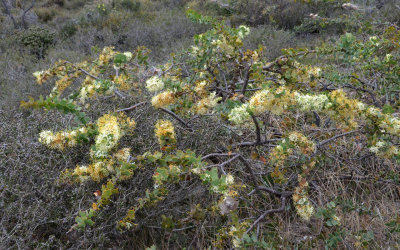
[269,132,315,183]
[369,140,399,159]
[293,175,314,221]
[33,70,51,84]
[38,126,88,150]
[71,147,132,183]
[154,120,176,150]
[73,159,115,182]
[98,46,116,66]
[327,89,362,129]
[91,114,122,159]
[195,92,221,115]
[194,80,208,96]
[114,74,131,91]
[91,113,135,159]
[288,61,321,87]
[79,80,116,103]
[231,86,400,145]
[249,87,295,115]
[288,131,316,155]
[113,147,131,162]
[151,91,175,108]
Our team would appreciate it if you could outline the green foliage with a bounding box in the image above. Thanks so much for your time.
[114,0,141,12]
[237,233,272,249]
[386,215,400,233]
[20,95,88,125]
[316,201,340,227]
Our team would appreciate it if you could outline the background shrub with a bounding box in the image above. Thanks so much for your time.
[15,26,56,58]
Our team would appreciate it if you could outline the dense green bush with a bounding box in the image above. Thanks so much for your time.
[15,26,56,58]
[59,21,78,40]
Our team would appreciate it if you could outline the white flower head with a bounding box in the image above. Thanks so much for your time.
[237,25,250,38]
[123,52,133,61]
[146,76,164,92]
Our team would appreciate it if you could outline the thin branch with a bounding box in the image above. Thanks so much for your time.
[317,130,359,148]
[116,102,147,112]
[248,186,293,197]
[251,115,261,144]
[241,59,253,95]
[343,83,379,106]
[159,108,193,131]
[1,0,17,28]
[114,89,125,99]
[201,153,237,161]
[21,0,36,29]
[263,50,316,71]
[237,155,258,190]
[64,61,99,80]
[234,88,261,92]
[245,197,286,234]
[233,139,279,148]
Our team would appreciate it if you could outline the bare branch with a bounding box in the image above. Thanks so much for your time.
[159,108,193,132]
[241,59,253,95]
[317,130,359,148]
[263,50,316,71]
[64,61,99,80]
[1,0,17,28]
[245,197,287,234]
[248,186,293,197]
[201,152,237,161]
[21,0,36,29]
[116,102,147,112]
[251,115,261,145]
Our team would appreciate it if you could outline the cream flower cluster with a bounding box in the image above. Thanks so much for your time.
[38,127,88,150]
[145,76,164,92]
[123,52,133,61]
[369,140,399,158]
[195,92,221,115]
[194,80,208,95]
[295,93,329,112]
[293,176,314,221]
[73,160,115,182]
[293,189,314,221]
[151,91,175,108]
[288,131,316,155]
[33,70,51,84]
[237,25,250,39]
[228,104,252,124]
[91,114,122,159]
[90,113,135,159]
[79,80,115,103]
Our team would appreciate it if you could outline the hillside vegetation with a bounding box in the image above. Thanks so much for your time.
[1,0,400,248]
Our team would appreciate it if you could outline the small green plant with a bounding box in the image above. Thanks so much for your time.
[75,210,95,229]
[59,21,78,40]
[316,201,341,227]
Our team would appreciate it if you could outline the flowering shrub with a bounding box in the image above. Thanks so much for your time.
[22,10,400,248]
